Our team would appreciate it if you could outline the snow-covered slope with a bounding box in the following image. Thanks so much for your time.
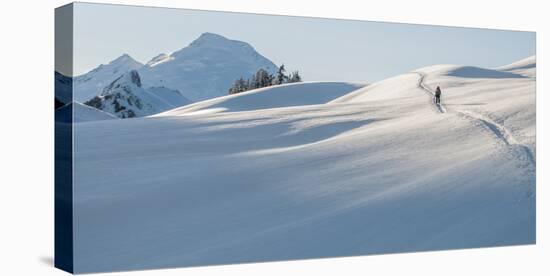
[139,33,278,101]
[496,55,536,77]
[56,102,117,123]
[332,58,535,158]
[84,70,190,118]
[417,60,535,153]
[74,54,143,102]
[159,82,365,116]
[72,57,535,273]
[146,86,192,107]
[145,53,174,67]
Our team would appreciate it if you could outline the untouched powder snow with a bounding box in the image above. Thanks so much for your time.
[72,57,535,273]
[157,82,366,116]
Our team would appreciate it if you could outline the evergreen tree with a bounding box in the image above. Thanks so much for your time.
[227,66,302,95]
[289,71,302,83]
[252,70,261,89]
[253,69,273,88]
[275,64,288,85]
[263,70,274,87]
[229,77,247,94]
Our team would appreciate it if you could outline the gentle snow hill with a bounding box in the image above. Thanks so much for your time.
[331,64,526,104]
[330,72,422,103]
[72,56,535,273]
[332,58,535,155]
[496,55,536,77]
[158,82,366,116]
[55,102,117,123]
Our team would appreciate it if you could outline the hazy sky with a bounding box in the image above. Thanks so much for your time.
[73,2,535,82]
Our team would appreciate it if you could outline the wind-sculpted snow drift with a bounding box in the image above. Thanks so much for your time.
[72,56,535,273]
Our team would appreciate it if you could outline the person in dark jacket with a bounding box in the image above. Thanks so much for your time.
[435,86,442,104]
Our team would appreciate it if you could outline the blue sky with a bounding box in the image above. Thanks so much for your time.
[73,2,535,82]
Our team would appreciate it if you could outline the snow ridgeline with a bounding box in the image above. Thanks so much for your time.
[156,81,366,116]
[72,56,535,273]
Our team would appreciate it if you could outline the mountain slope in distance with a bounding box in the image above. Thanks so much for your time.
[139,32,278,101]
[74,54,143,102]
[74,33,278,104]
[84,70,190,118]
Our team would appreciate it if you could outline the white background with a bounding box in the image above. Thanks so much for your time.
[0,0,547,275]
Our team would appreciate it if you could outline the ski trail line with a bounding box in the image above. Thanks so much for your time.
[414,72,446,113]
[414,71,535,168]
[459,110,536,166]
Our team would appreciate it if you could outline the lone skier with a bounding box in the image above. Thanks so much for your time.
[435,86,442,104]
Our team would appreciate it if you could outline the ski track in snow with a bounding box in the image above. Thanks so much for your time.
[415,71,535,170]
[458,110,536,168]
[415,72,447,113]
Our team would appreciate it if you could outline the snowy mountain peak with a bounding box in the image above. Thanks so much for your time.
[191,32,233,46]
[141,33,278,101]
[106,53,143,69]
[181,32,255,54]
[74,54,144,102]
[113,53,131,60]
[87,70,154,118]
[75,33,278,103]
